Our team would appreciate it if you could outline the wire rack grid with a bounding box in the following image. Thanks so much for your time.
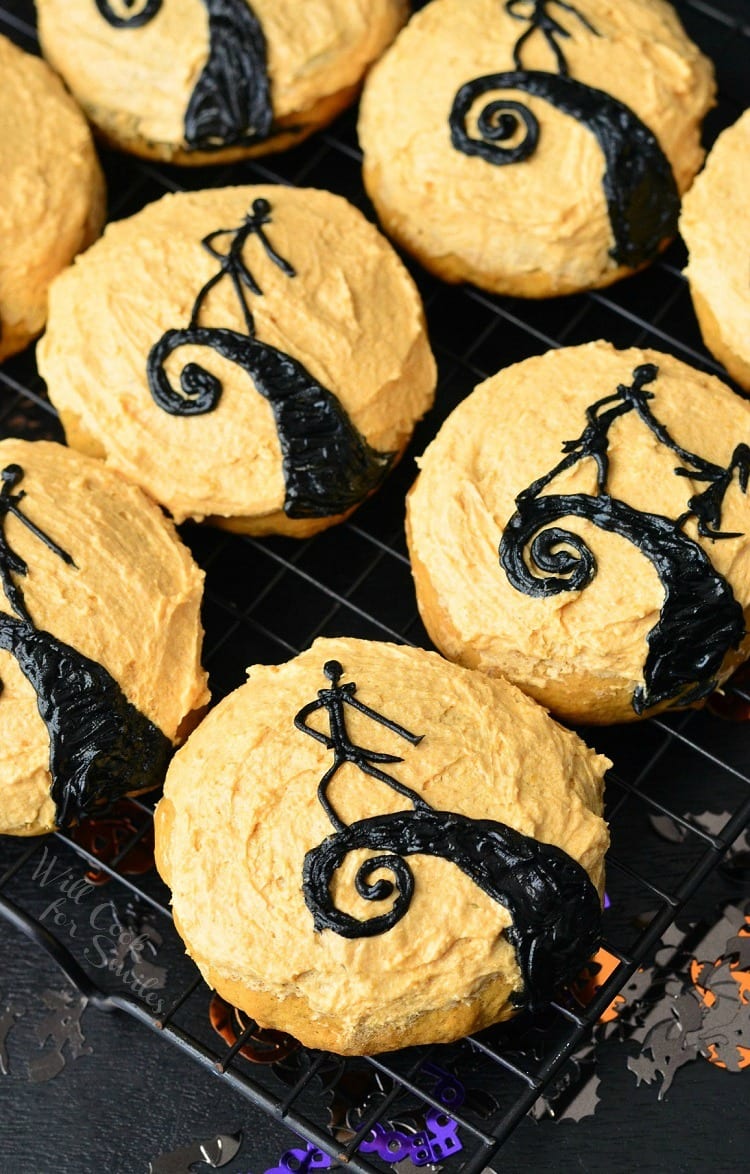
[1,1,750,1171]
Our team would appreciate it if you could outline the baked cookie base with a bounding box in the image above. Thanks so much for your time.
[362,162,672,299]
[200,956,519,1057]
[690,287,750,392]
[0,127,106,363]
[84,84,361,167]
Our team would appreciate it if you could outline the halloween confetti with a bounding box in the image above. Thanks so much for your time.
[28,987,91,1083]
[233,866,750,1157]
[149,1132,242,1174]
[0,998,23,1076]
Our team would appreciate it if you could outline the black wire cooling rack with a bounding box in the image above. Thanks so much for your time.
[2,2,750,1171]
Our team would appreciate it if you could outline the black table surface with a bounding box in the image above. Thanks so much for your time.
[3,868,750,1174]
[2,0,750,1171]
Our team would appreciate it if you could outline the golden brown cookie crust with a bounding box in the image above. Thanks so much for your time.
[0,34,104,362]
[359,0,715,296]
[681,110,750,391]
[37,0,408,164]
[155,637,609,1055]
[406,341,750,725]
[39,185,436,534]
[0,440,209,837]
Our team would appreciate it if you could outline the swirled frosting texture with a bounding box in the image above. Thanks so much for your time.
[0,34,104,361]
[155,637,608,1054]
[681,110,750,391]
[38,185,436,535]
[0,441,209,836]
[37,0,408,163]
[406,342,750,725]
[359,0,715,296]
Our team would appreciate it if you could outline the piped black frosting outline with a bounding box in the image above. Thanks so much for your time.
[95,0,162,29]
[448,1,680,268]
[296,660,601,1010]
[499,363,749,714]
[146,198,394,519]
[0,463,171,828]
[96,0,284,152]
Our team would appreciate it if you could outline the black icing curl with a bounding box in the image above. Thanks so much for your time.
[303,808,601,1009]
[148,327,241,417]
[449,71,679,268]
[96,0,275,152]
[499,364,749,714]
[451,77,539,163]
[515,517,595,595]
[95,0,162,28]
[149,327,394,519]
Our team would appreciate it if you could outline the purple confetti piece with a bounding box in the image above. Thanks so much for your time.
[420,1061,466,1109]
[421,1110,462,1162]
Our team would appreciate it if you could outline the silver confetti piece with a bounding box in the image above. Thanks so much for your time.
[149,1131,242,1173]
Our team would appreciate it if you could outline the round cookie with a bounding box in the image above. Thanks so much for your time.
[39,185,436,537]
[155,637,609,1055]
[681,110,750,391]
[0,34,104,362]
[0,439,209,837]
[406,341,750,725]
[37,0,408,165]
[359,0,715,297]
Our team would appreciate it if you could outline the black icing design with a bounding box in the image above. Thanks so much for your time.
[297,660,601,1009]
[0,464,171,827]
[448,1,680,268]
[96,0,162,28]
[96,0,276,152]
[499,364,749,714]
[147,198,394,519]
[506,0,598,75]
[185,0,273,151]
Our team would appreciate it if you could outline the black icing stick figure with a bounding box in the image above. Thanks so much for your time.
[297,660,602,1005]
[146,198,394,519]
[184,197,295,341]
[294,659,426,833]
[0,463,74,626]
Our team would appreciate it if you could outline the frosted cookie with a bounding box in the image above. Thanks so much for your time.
[155,637,609,1054]
[406,341,750,725]
[0,440,209,837]
[37,0,407,165]
[39,186,436,537]
[681,110,750,391]
[359,0,715,297]
[0,34,104,362]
